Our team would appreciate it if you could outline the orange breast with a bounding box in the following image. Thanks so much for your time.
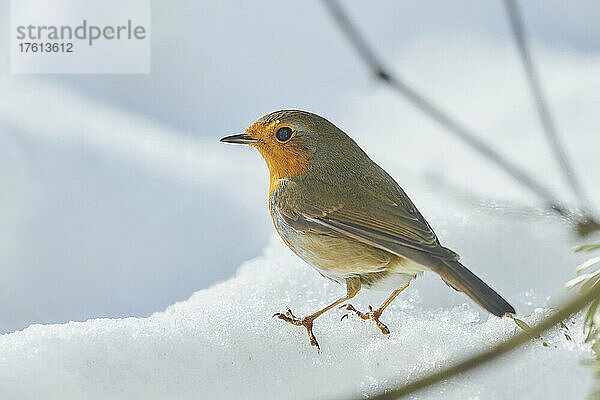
[260,147,311,197]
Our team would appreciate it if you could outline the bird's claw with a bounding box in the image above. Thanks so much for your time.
[273,309,320,350]
[340,304,390,335]
[272,308,299,322]
[340,304,371,319]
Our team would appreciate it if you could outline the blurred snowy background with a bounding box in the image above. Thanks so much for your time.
[1,2,600,397]
[1,0,599,333]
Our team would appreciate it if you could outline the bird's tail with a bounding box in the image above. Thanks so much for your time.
[434,259,515,316]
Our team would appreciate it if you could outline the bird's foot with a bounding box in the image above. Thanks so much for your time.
[273,309,320,350]
[340,304,390,334]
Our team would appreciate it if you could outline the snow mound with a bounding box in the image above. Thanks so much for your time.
[0,234,593,399]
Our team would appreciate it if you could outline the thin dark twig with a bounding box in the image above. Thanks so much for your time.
[358,282,600,400]
[504,0,591,212]
[320,0,574,220]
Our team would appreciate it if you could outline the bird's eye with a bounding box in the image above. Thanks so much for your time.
[275,127,293,143]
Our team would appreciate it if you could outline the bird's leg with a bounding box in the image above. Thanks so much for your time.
[273,277,361,350]
[341,283,409,334]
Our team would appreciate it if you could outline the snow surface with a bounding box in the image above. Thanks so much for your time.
[0,223,595,399]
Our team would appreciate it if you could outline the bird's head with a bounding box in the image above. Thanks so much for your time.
[221,110,359,191]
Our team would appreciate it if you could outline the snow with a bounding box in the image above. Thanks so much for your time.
[0,76,270,332]
[0,215,596,399]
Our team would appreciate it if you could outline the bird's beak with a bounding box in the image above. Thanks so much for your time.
[220,133,257,145]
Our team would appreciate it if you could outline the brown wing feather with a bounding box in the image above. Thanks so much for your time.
[276,195,458,262]
[316,208,457,261]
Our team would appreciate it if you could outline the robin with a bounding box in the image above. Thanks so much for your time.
[221,110,515,349]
